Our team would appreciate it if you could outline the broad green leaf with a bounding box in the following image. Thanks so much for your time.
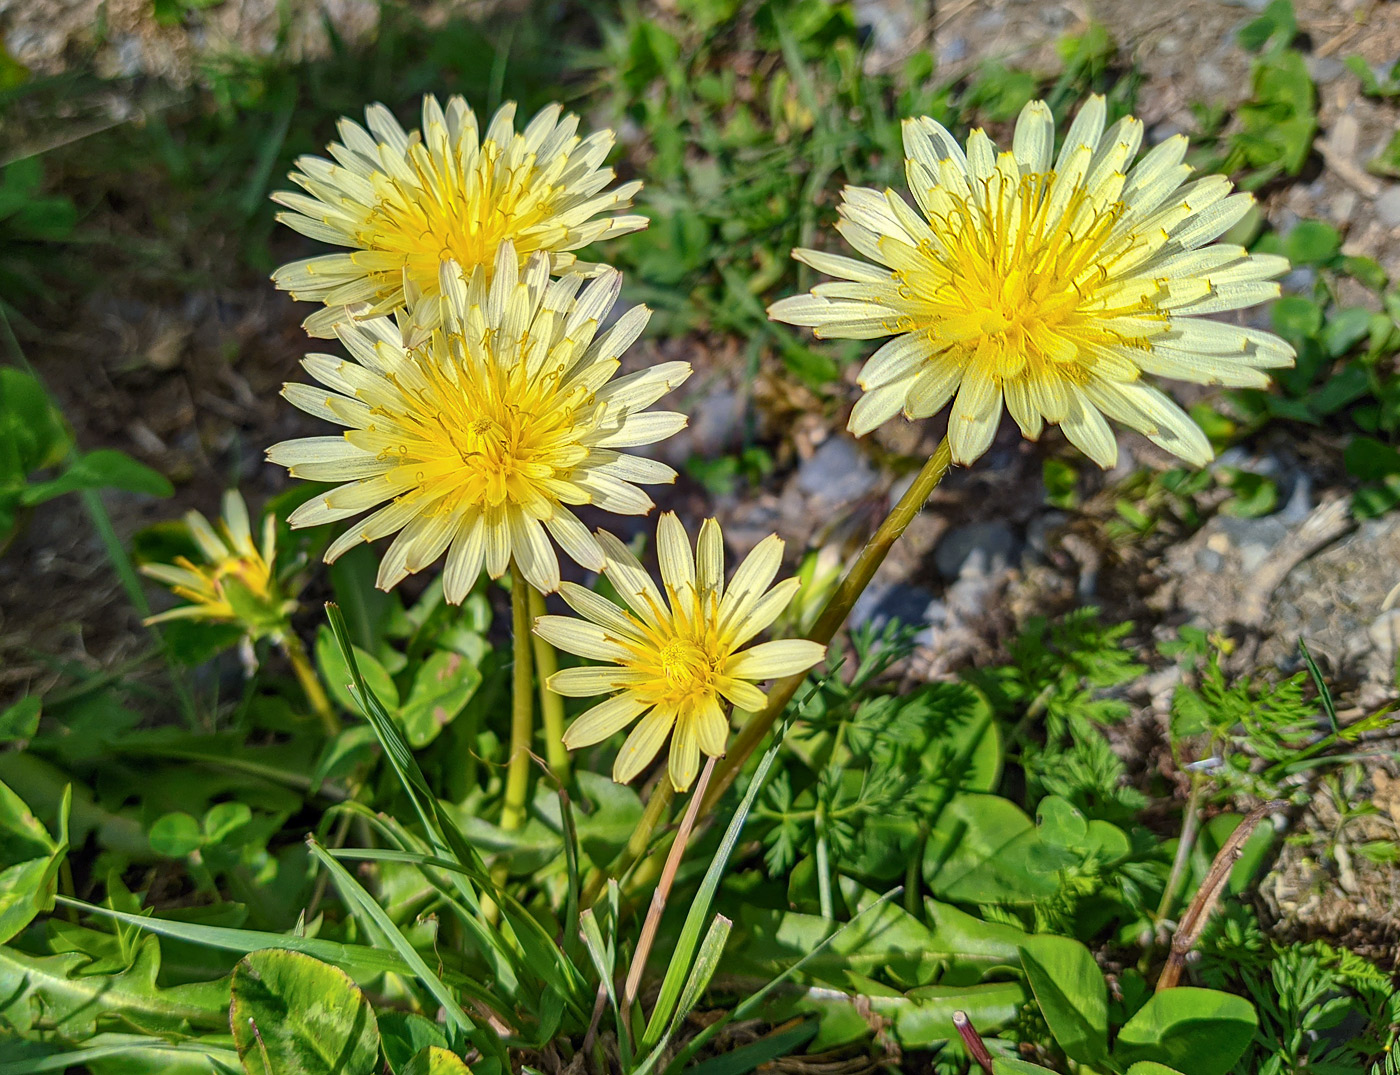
[0,695,39,742]
[402,1047,472,1075]
[0,936,229,1037]
[379,1012,448,1075]
[399,649,481,748]
[0,1032,241,1075]
[230,948,381,1075]
[1036,796,1089,847]
[149,812,204,857]
[1283,220,1341,265]
[993,1061,1062,1075]
[761,978,1026,1050]
[0,855,61,944]
[202,802,252,845]
[925,794,1064,903]
[1125,1064,1188,1075]
[1113,987,1257,1075]
[1019,936,1108,1066]
[0,366,70,475]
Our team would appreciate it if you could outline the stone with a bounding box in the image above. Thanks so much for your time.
[794,436,877,505]
[1375,186,1400,229]
[934,521,1020,580]
[850,581,938,632]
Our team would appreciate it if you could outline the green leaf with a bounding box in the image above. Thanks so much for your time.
[402,1048,472,1075]
[993,1062,1062,1075]
[1283,220,1341,265]
[1238,0,1296,52]
[1323,307,1375,357]
[21,449,172,505]
[149,812,204,857]
[1344,436,1400,481]
[316,625,399,715]
[1113,987,1257,1075]
[203,801,252,845]
[399,649,481,748]
[1271,295,1323,341]
[1125,1065,1188,1075]
[0,935,229,1037]
[230,948,381,1075]
[379,1012,448,1075]
[924,794,1062,903]
[0,367,70,477]
[1018,936,1108,1066]
[0,695,40,742]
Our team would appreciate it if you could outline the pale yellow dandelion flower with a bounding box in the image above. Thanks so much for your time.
[141,490,294,636]
[272,95,647,338]
[536,513,826,792]
[268,241,691,599]
[769,96,1296,468]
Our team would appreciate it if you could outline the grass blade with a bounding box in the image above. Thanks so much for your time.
[660,888,903,1075]
[55,894,411,979]
[641,724,788,1050]
[306,837,498,1060]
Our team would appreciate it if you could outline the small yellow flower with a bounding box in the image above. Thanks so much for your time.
[769,96,1295,468]
[268,242,691,599]
[272,95,647,338]
[536,513,826,792]
[141,490,295,637]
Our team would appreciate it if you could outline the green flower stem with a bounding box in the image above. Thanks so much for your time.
[700,435,953,815]
[528,587,570,784]
[282,632,339,737]
[501,562,534,833]
[609,436,954,892]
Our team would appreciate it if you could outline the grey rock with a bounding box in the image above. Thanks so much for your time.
[938,36,968,64]
[1278,472,1314,524]
[1306,55,1345,84]
[687,389,745,456]
[1367,609,1400,664]
[1281,267,1318,293]
[935,521,1020,580]
[1216,513,1290,552]
[795,437,877,505]
[1025,511,1069,557]
[1376,185,1400,229]
[850,581,938,632]
[1198,548,1225,573]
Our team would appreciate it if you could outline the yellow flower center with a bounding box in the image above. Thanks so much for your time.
[356,142,561,291]
[898,171,1160,387]
[623,590,727,708]
[352,347,594,519]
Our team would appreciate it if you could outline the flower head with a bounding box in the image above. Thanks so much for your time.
[769,96,1295,468]
[272,95,647,338]
[141,490,295,638]
[536,513,826,791]
[268,241,690,599]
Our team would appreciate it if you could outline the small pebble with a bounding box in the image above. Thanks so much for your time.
[1375,185,1400,229]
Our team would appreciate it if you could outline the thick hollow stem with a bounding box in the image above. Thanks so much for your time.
[608,438,953,892]
[283,632,339,737]
[528,587,570,784]
[501,563,534,833]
